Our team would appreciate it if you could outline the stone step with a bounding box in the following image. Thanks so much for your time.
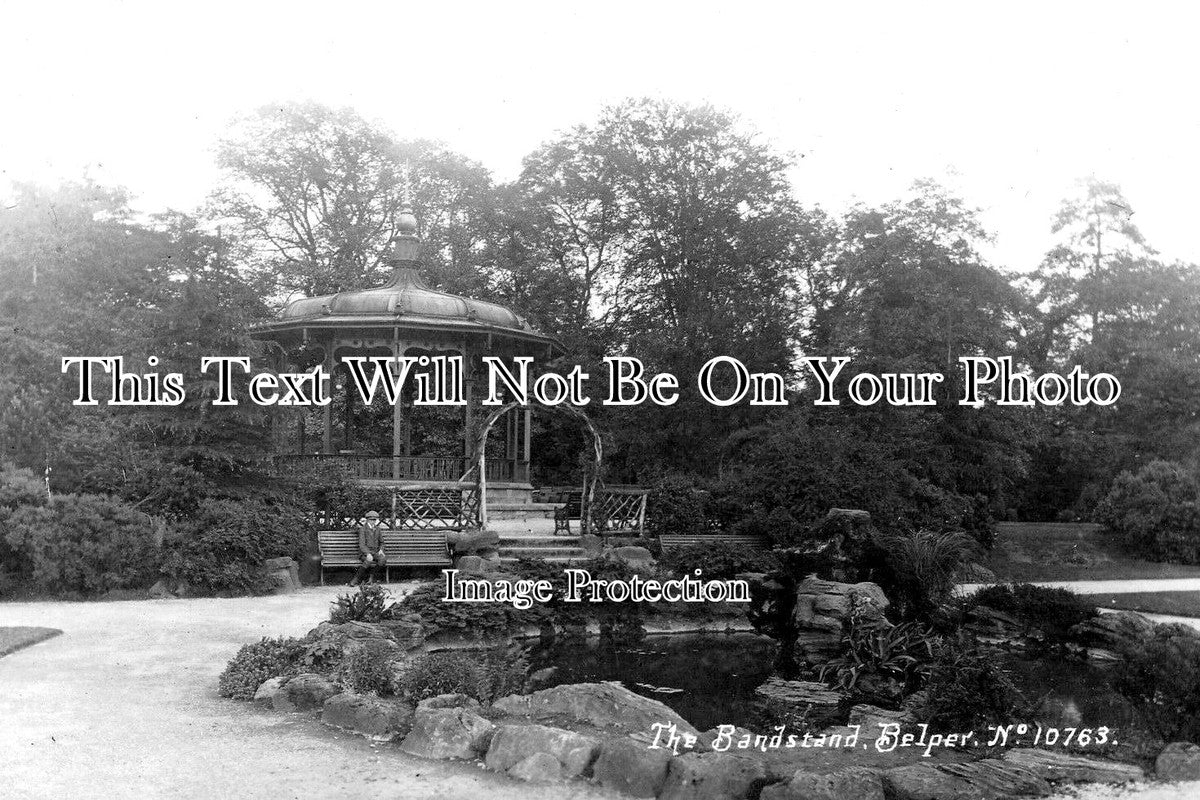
[487,518,558,534]
[498,535,580,546]
[499,555,590,565]
[503,546,588,559]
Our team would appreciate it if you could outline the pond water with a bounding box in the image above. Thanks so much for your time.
[524,633,1146,739]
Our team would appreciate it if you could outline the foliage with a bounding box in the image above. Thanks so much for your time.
[330,584,399,624]
[918,634,1028,731]
[874,529,981,620]
[3,492,163,595]
[217,636,307,700]
[396,647,528,704]
[647,475,716,536]
[397,581,520,639]
[1098,460,1200,564]
[968,584,1098,642]
[341,640,395,695]
[1115,623,1200,742]
[160,499,312,595]
[819,600,938,704]
[658,540,779,581]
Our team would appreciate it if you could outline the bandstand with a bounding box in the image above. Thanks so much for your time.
[251,209,562,509]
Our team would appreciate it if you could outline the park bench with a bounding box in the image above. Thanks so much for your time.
[317,528,452,584]
[554,487,648,536]
[658,534,771,551]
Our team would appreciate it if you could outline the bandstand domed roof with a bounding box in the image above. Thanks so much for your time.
[251,211,561,353]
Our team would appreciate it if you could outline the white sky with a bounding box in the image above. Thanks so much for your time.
[1,0,1197,272]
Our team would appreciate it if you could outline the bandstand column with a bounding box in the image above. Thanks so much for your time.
[321,344,334,454]
[391,336,406,481]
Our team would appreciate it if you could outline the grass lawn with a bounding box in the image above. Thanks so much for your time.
[0,626,61,658]
[1096,591,1200,617]
[985,521,1200,582]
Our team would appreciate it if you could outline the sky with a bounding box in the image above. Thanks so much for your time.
[1,0,1197,272]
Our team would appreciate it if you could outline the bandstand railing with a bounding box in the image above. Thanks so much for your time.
[274,453,529,483]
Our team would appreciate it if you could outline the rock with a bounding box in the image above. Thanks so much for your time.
[506,752,564,783]
[528,667,558,686]
[965,605,1044,647]
[417,693,480,710]
[848,704,914,731]
[455,554,489,574]
[695,727,754,753]
[1156,742,1200,781]
[399,705,495,760]
[447,528,501,555]
[883,760,1050,800]
[321,692,414,741]
[253,676,287,706]
[793,576,889,633]
[376,616,425,650]
[1003,748,1145,783]
[1068,611,1155,656]
[754,677,844,727]
[659,752,768,800]
[593,736,674,797]
[306,619,420,657]
[492,682,699,736]
[484,723,600,779]
[760,767,884,800]
[611,545,656,570]
[273,673,339,713]
[264,557,300,594]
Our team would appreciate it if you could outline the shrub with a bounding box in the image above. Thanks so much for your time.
[161,498,312,595]
[1098,460,1200,563]
[330,584,398,624]
[919,634,1028,731]
[3,492,163,595]
[647,475,715,536]
[341,640,395,695]
[397,581,518,639]
[218,636,307,700]
[396,647,528,704]
[969,584,1097,642]
[658,540,779,581]
[397,651,488,702]
[875,529,980,620]
[1115,623,1200,741]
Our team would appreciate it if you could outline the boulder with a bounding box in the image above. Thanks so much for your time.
[964,605,1044,647]
[147,579,175,599]
[484,723,600,779]
[417,693,480,711]
[1156,742,1200,781]
[593,736,674,797]
[492,682,699,737]
[610,546,656,570]
[754,678,844,728]
[760,767,885,800]
[695,727,754,753]
[793,577,889,633]
[848,704,915,731]
[399,705,495,760]
[307,618,423,656]
[1068,611,1156,658]
[273,673,340,713]
[455,554,489,574]
[376,616,425,651]
[506,752,564,783]
[447,528,501,555]
[253,676,287,706]
[1002,748,1145,784]
[883,760,1050,800]
[320,692,414,741]
[659,752,768,800]
[264,556,301,594]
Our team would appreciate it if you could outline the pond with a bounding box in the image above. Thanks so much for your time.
[524,632,1147,739]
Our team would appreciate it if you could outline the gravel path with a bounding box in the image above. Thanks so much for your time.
[0,586,612,800]
[960,578,1200,596]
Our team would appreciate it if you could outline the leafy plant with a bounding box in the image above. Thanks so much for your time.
[218,636,307,700]
[395,647,528,704]
[341,640,395,695]
[918,634,1028,731]
[819,598,938,704]
[875,529,981,620]
[330,584,398,624]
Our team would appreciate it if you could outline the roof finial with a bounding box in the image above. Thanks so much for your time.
[391,162,420,264]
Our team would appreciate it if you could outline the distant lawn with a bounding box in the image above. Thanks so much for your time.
[1097,591,1200,618]
[984,522,1200,583]
[0,626,61,658]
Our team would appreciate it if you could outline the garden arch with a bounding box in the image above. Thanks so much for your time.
[460,401,603,530]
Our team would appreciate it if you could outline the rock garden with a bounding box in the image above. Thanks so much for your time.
[218,509,1200,799]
